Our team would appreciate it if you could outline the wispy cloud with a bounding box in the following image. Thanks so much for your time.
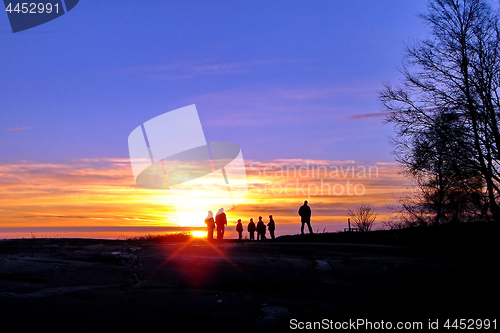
[0,158,407,234]
[116,59,296,79]
[6,127,29,131]
[343,112,386,121]
[191,85,379,127]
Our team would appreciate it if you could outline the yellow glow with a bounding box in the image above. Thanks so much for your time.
[191,231,206,238]
[174,211,207,227]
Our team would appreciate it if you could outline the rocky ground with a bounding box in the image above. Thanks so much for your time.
[0,236,497,332]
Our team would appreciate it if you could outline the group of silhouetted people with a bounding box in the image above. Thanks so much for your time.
[243,215,276,240]
[205,209,276,241]
[204,200,313,241]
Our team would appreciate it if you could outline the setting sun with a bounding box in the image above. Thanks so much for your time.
[191,231,206,238]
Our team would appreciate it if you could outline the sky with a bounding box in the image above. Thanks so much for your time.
[0,0,431,238]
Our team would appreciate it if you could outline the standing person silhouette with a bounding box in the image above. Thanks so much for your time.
[267,215,276,240]
[247,218,256,240]
[215,207,227,240]
[298,200,313,235]
[257,216,266,240]
[204,210,215,240]
[236,219,243,240]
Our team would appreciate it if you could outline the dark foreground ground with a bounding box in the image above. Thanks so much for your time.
[0,223,498,332]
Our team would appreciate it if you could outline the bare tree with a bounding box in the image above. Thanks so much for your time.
[347,204,377,232]
[381,0,500,222]
[394,110,484,224]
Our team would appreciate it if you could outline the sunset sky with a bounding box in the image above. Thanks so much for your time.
[0,1,428,238]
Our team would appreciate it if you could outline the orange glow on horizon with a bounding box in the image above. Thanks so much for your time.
[0,158,410,237]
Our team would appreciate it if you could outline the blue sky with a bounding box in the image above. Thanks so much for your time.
[1,0,430,164]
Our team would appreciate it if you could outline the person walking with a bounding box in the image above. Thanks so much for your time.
[215,207,227,240]
[298,200,313,235]
[257,216,266,240]
[236,219,243,240]
[247,218,256,240]
[267,215,276,240]
[204,210,215,240]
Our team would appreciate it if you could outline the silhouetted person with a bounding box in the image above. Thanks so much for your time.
[298,200,313,235]
[204,210,215,240]
[257,216,266,240]
[215,207,227,240]
[267,215,276,240]
[236,219,243,240]
[247,218,256,240]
